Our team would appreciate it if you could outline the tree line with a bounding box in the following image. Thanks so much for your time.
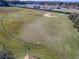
[69,13,79,32]
[0,0,9,6]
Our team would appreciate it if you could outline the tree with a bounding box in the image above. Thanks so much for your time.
[69,13,78,22]
[0,0,9,6]
[0,45,15,59]
[69,13,79,32]
[73,15,79,32]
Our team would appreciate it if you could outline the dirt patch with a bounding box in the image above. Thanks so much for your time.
[44,13,58,18]
[0,9,19,14]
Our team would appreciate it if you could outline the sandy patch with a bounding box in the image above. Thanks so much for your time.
[44,13,57,18]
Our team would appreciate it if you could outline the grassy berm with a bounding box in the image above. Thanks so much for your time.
[0,7,79,59]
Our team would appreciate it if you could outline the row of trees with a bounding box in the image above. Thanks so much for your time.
[69,13,79,32]
[0,0,9,6]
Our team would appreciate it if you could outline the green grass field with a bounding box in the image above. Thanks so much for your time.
[0,7,79,59]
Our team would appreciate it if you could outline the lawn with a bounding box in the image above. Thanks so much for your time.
[0,7,79,59]
[0,7,58,59]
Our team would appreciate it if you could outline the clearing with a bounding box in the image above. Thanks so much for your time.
[0,7,79,59]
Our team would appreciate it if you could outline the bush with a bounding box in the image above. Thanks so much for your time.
[69,13,78,22]
[73,15,79,30]
[0,45,15,59]
[69,13,79,32]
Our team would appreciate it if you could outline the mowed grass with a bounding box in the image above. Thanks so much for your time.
[0,38,59,59]
[0,7,79,59]
[0,7,42,35]
[43,13,79,59]
[0,7,59,59]
[19,11,79,59]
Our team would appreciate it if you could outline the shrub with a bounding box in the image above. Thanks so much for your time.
[69,13,78,22]
[0,45,15,59]
[73,15,79,31]
[69,13,79,32]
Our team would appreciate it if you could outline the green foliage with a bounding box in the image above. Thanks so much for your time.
[69,13,79,32]
[0,45,15,59]
[69,13,78,22]
[73,15,79,31]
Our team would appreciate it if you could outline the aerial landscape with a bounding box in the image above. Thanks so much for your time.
[0,0,79,59]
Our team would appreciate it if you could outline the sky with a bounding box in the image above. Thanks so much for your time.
[19,0,79,2]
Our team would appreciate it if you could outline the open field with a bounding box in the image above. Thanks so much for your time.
[0,7,79,59]
[0,7,58,59]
